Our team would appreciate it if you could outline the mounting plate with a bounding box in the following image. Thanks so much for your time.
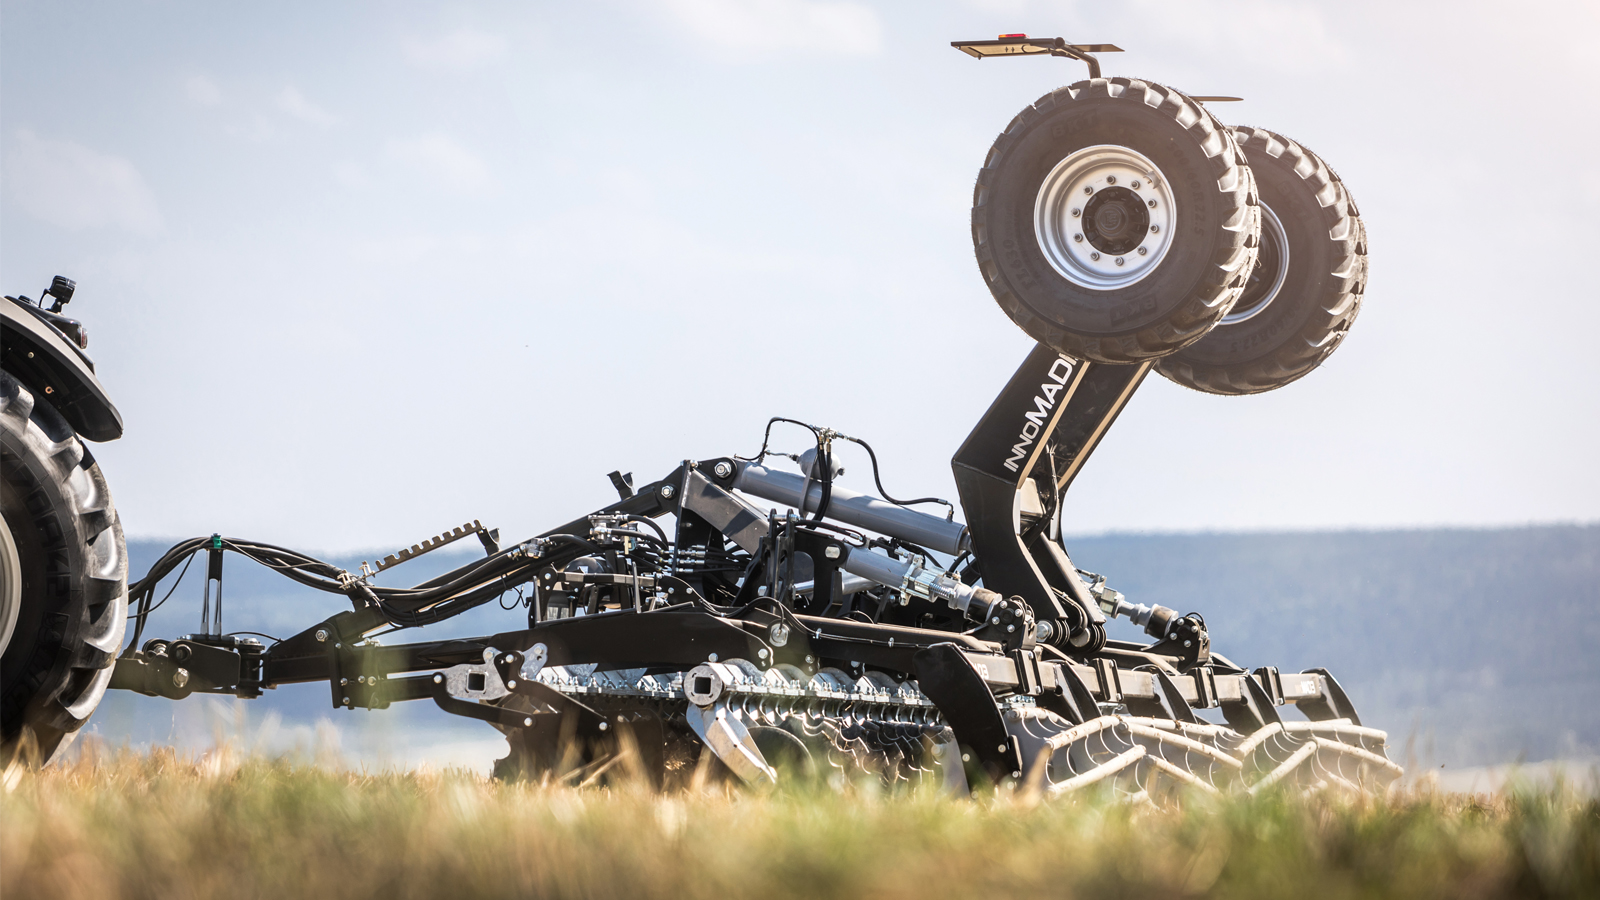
[952,36,1123,78]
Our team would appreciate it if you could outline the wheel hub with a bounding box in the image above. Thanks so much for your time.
[1221,201,1289,325]
[1083,187,1150,254]
[1034,145,1176,290]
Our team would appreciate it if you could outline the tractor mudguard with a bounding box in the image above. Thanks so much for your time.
[2,295,122,441]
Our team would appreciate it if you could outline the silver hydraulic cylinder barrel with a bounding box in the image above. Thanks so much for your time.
[733,462,970,556]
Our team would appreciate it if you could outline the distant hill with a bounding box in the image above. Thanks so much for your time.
[1067,525,1600,767]
[88,526,1600,769]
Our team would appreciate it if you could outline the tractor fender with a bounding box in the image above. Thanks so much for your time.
[1,295,122,442]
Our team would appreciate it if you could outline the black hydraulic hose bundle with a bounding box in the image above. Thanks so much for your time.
[122,418,954,658]
[123,535,549,655]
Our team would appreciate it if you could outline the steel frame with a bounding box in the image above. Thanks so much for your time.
[110,342,1365,784]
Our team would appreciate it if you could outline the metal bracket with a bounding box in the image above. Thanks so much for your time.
[950,345,1151,637]
[368,520,495,574]
[429,678,538,730]
[913,643,1023,784]
[951,36,1123,78]
[1299,667,1363,725]
[440,648,512,701]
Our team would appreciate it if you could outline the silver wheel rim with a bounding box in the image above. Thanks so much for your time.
[0,510,21,657]
[1220,201,1289,326]
[1034,144,1177,290]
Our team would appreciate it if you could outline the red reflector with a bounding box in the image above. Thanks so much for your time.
[998,33,1027,39]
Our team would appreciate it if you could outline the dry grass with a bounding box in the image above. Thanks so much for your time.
[3,744,1598,900]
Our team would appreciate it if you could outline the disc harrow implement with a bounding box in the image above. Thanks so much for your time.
[63,33,1402,800]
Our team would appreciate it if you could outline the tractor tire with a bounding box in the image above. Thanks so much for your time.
[1,370,127,765]
[1156,127,1367,394]
[972,77,1259,364]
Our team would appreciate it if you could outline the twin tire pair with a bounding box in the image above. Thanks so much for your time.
[973,76,1366,394]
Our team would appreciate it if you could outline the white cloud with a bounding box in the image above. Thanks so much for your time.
[660,0,882,58]
[401,28,509,70]
[384,134,491,192]
[185,75,222,106]
[276,87,338,126]
[2,129,162,236]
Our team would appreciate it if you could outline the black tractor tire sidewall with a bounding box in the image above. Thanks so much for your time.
[974,78,1259,364]
[1156,127,1367,394]
[1,370,127,764]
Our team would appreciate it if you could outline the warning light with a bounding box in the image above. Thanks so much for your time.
[998,33,1027,39]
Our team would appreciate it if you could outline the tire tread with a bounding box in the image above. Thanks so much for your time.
[973,78,1259,364]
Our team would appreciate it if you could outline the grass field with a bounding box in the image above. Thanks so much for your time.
[4,746,1598,900]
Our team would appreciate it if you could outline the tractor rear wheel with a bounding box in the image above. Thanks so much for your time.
[1156,127,1367,394]
[1,370,127,765]
[971,78,1259,364]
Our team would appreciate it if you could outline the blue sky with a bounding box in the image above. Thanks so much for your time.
[3,0,1597,552]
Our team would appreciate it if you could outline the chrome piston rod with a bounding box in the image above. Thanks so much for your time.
[837,540,1000,619]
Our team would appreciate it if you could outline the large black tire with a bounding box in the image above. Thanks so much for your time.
[1156,127,1367,394]
[972,77,1259,364]
[1,370,127,765]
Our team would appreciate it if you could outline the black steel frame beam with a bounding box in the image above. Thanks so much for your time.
[950,343,1150,626]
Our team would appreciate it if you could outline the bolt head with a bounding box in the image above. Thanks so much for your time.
[598,721,609,731]
[713,461,733,478]
[523,717,533,727]
[1090,252,1101,261]
[506,679,517,689]
[1148,199,1157,208]
[1115,257,1125,266]
[1083,186,1093,195]
[172,669,190,689]
[1106,175,1117,185]
[1150,225,1160,233]
[434,673,444,683]
[708,653,719,662]
[1073,233,1083,243]
[314,629,329,642]
[659,484,675,499]
[757,648,768,659]
[998,744,1008,753]
[1138,247,1148,255]
[1071,208,1081,217]
[1131,180,1141,189]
